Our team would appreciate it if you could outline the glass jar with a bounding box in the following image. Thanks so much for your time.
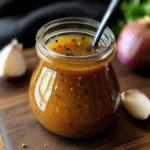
[29,17,120,138]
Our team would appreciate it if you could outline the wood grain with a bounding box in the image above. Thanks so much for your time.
[0,48,150,150]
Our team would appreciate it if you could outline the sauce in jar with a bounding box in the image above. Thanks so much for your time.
[47,34,104,56]
[29,17,120,138]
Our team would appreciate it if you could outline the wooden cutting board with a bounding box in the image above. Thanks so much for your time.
[0,48,150,150]
[0,135,4,150]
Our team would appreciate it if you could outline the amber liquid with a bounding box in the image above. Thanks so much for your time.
[47,34,103,56]
[29,34,120,138]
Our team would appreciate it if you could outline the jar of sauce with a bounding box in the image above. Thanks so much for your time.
[29,17,120,138]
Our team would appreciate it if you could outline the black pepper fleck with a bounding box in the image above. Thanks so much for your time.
[53,48,56,50]
[69,122,73,126]
[66,47,70,50]
[56,93,60,98]
[84,89,88,95]
[66,53,70,56]
[72,39,76,42]
[55,40,58,42]
[85,46,92,51]
[66,53,74,56]
[78,105,81,108]
[81,37,85,40]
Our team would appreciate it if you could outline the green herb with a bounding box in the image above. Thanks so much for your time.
[78,42,81,46]
[21,143,27,148]
[113,0,150,36]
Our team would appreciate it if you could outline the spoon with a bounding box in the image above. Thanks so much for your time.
[92,0,120,46]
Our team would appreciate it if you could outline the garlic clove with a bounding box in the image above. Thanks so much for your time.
[121,89,150,120]
[0,39,26,78]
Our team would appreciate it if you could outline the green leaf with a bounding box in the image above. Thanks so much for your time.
[113,0,150,36]
[112,20,126,36]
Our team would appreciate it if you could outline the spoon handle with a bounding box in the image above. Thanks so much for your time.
[92,0,120,46]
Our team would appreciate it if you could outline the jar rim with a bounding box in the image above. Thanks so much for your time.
[36,17,116,63]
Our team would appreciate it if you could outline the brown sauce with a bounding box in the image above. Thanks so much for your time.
[29,34,120,138]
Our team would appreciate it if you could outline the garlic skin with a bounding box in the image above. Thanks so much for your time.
[121,89,150,120]
[0,39,26,78]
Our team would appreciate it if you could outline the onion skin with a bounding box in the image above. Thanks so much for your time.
[117,21,150,70]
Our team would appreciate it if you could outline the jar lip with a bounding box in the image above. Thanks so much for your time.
[36,17,116,63]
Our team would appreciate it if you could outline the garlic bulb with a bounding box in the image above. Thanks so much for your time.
[0,39,26,78]
[121,89,150,120]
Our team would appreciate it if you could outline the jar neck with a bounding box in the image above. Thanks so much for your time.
[36,17,116,65]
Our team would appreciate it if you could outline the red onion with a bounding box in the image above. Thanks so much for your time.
[117,16,150,70]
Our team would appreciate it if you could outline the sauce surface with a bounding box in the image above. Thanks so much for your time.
[47,35,104,56]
